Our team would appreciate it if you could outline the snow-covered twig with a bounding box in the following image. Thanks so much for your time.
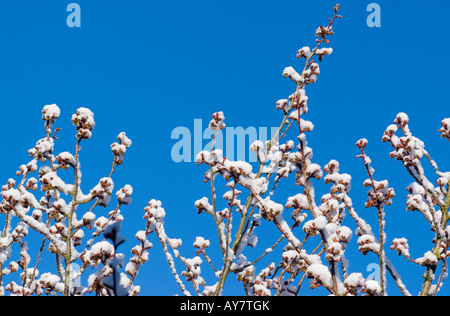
[0,105,148,296]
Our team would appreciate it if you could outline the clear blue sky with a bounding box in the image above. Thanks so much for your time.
[0,0,449,296]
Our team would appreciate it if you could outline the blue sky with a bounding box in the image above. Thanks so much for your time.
[0,0,449,296]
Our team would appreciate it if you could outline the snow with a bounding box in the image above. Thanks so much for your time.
[344,273,365,289]
[417,251,438,267]
[209,111,226,131]
[28,137,54,161]
[357,234,380,255]
[275,214,301,248]
[41,104,61,121]
[253,284,271,296]
[56,152,76,167]
[211,149,223,162]
[336,226,353,244]
[116,185,133,205]
[249,140,264,161]
[82,212,96,224]
[90,241,115,260]
[279,140,294,152]
[260,199,284,221]
[40,172,74,193]
[275,99,288,111]
[286,193,310,210]
[195,151,212,164]
[193,237,210,249]
[283,66,302,83]
[194,197,213,214]
[299,118,314,132]
[391,238,410,257]
[1,12,446,297]
[223,160,253,176]
[135,231,147,242]
[297,46,312,59]
[440,118,450,139]
[282,249,299,264]
[395,112,410,125]
[0,104,152,296]
[306,264,333,287]
[306,163,323,180]
[315,25,333,37]
[1,189,21,204]
[363,280,381,296]
[111,143,127,155]
[303,216,327,236]
[72,107,95,139]
[40,273,61,288]
[315,47,333,55]
[111,132,132,165]
[118,132,132,148]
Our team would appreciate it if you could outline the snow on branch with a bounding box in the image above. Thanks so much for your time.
[142,3,449,297]
[0,104,149,296]
[1,3,449,297]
